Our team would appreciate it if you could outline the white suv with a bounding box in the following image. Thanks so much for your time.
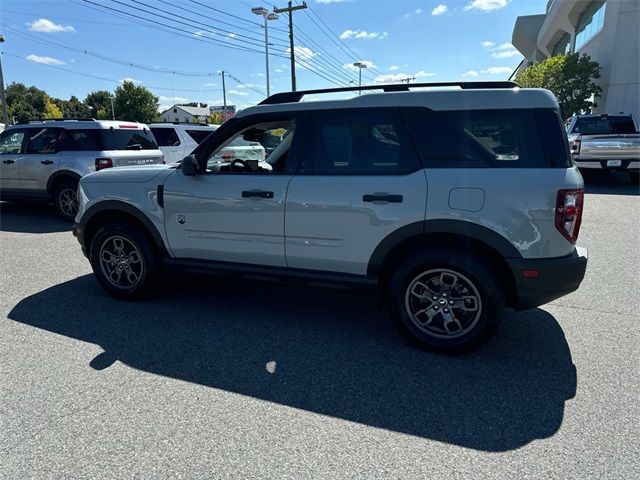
[149,123,265,165]
[0,119,163,219]
[73,82,588,353]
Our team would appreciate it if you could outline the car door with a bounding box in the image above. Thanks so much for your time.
[0,129,27,196]
[285,108,428,276]
[19,127,62,198]
[163,116,298,267]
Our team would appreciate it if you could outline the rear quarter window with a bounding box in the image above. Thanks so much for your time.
[150,128,181,147]
[185,129,214,144]
[402,108,547,168]
[58,129,102,151]
[101,128,158,150]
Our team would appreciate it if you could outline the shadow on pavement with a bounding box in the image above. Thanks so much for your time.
[8,274,577,452]
[0,202,71,233]
[582,170,639,196]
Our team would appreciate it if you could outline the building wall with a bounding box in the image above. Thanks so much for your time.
[512,0,640,120]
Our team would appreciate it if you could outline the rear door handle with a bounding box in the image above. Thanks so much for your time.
[3,160,15,164]
[40,160,54,165]
[242,190,274,199]
[363,194,403,203]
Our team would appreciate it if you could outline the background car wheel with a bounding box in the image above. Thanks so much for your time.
[388,247,505,354]
[89,220,159,299]
[54,181,79,221]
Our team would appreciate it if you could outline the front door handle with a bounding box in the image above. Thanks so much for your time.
[41,160,54,165]
[242,190,274,199]
[363,194,403,203]
[3,160,15,164]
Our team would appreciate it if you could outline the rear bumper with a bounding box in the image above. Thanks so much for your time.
[507,247,588,310]
[573,158,640,171]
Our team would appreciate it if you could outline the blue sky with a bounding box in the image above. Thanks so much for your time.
[0,0,547,111]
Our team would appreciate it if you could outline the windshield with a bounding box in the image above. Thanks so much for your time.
[101,128,158,150]
[574,116,637,135]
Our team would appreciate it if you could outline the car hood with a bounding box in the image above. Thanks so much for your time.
[81,165,174,183]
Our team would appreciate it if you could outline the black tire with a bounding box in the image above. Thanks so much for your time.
[89,220,159,299]
[388,247,505,354]
[53,180,79,221]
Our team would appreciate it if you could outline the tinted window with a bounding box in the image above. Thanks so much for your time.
[57,129,102,151]
[150,127,181,147]
[0,129,26,154]
[25,128,60,154]
[185,129,213,144]
[535,110,572,167]
[573,116,637,135]
[403,108,544,168]
[101,129,158,150]
[301,109,420,175]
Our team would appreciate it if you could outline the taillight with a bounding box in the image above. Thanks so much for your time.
[95,157,113,171]
[221,150,235,161]
[555,189,584,244]
[570,139,581,154]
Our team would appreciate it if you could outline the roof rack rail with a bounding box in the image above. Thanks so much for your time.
[15,118,97,124]
[260,81,520,105]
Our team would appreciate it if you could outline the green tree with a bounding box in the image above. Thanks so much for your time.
[54,95,91,118]
[113,81,159,122]
[5,82,48,122]
[180,102,208,108]
[515,53,602,119]
[85,90,113,120]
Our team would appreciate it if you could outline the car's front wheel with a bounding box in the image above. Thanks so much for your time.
[388,248,505,354]
[89,220,159,299]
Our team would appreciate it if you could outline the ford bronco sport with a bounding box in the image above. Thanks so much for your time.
[73,82,588,353]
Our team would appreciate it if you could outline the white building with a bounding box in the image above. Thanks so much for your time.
[512,0,639,119]
[159,105,210,123]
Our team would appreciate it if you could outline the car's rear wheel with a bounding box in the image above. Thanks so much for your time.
[54,180,79,221]
[388,248,505,354]
[89,220,158,299]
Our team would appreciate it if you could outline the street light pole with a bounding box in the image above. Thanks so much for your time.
[353,61,368,94]
[252,8,279,97]
[0,35,9,125]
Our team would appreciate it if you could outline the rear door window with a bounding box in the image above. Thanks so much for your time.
[101,128,158,150]
[185,129,213,144]
[151,127,181,146]
[403,108,545,168]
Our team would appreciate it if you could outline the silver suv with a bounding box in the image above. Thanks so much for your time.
[0,119,164,219]
[73,82,588,353]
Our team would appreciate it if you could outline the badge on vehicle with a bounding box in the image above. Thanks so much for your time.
[176,214,186,225]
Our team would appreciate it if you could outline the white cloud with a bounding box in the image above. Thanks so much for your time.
[374,70,435,83]
[204,82,217,87]
[26,54,65,65]
[193,30,215,38]
[250,73,265,77]
[481,41,496,48]
[227,33,237,39]
[274,68,283,73]
[27,18,75,33]
[492,49,519,59]
[228,89,250,97]
[416,8,424,14]
[286,46,317,61]
[159,95,190,104]
[432,4,448,16]
[462,70,480,77]
[464,0,509,12]
[415,70,436,78]
[388,65,401,71]
[343,60,377,71]
[481,66,513,74]
[316,0,348,3]
[119,77,143,84]
[340,29,388,40]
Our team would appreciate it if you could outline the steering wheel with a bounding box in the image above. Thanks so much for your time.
[228,159,250,172]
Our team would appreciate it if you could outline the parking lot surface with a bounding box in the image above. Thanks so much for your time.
[1,174,638,479]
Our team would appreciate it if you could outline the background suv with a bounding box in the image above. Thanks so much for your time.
[0,118,163,219]
[73,82,588,353]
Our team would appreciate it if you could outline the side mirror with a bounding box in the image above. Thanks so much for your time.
[181,155,200,176]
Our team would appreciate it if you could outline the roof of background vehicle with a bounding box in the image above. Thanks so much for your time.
[573,113,633,117]
[149,123,218,130]
[6,119,151,130]
[235,87,559,119]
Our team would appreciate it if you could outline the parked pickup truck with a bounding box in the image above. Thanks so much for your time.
[565,113,640,183]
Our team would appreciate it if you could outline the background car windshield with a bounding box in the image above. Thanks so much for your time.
[101,129,158,150]
[574,116,637,135]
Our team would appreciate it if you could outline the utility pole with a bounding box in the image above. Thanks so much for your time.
[274,1,307,92]
[0,35,8,125]
[110,95,115,120]
[400,76,416,84]
[221,70,227,107]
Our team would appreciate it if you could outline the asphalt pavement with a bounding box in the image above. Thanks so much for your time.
[0,172,638,479]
